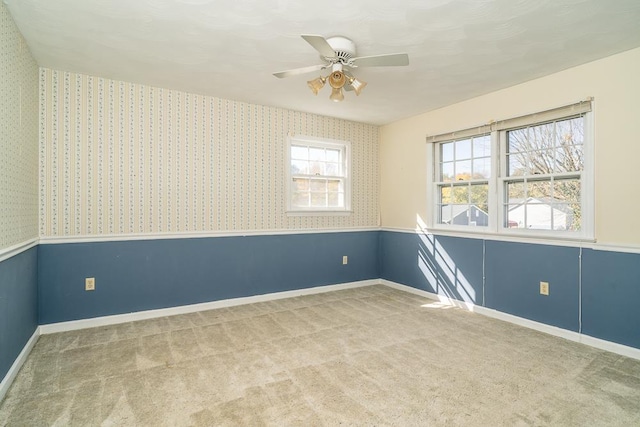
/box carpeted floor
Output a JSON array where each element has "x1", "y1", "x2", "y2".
[{"x1": 1, "y1": 285, "x2": 639, "y2": 426}]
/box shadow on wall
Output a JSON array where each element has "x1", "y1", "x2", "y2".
[
  {"x1": 379, "y1": 217, "x2": 484, "y2": 307},
  {"x1": 417, "y1": 232, "x2": 478, "y2": 307},
  {"x1": 416, "y1": 214, "x2": 484, "y2": 307}
]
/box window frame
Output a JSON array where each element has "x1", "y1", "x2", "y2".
[
  {"x1": 428, "y1": 101, "x2": 594, "y2": 241},
  {"x1": 432, "y1": 133, "x2": 496, "y2": 233},
  {"x1": 286, "y1": 135, "x2": 352, "y2": 216}
]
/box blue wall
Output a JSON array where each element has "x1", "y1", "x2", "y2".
[
  {"x1": 4, "y1": 230, "x2": 635, "y2": 358},
  {"x1": 379, "y1": 231, "x2": 484, "y2": 305},
  {"x1": 0, "y1": 247, "x2": 38, "y2": 382},
  {"x1": 581, "y1": 249, "x2": 640, "y2": 349},
  {"x1": 380, "y1": 230, "x2": 640, "y2": 350},
  {"x1": 484, "y1": 241, "x2": 580, "y2": 332},
  {"x1": 38, "y1": 231, "x2": 379, "y2": 324}
]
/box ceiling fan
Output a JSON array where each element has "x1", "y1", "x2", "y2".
[{"x1": 273, "y1": 35, "x2": 409, "y2": 102}]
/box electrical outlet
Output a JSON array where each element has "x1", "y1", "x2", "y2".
[
  {"x1": 85, "y1": 277, "x2": 95, "y2": 291},
  {"x1": 342, "y1": 255, "x2": 348, "y2": 265},
  {"x1": 540, "y1": 281, "x2": 549, "y2": 296}
]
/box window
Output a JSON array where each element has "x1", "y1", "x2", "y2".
[
  {"x1": 435, "y1": 134, "x2": 491, "y2": 227},
  {"x1": 429, "y1": 100, "x2": 593, "y2": 239},
  {"x1": 287, "y1": 136, "x2": 351, "y2": 214},
  {"x1": 502, "y1": 116, "x2": 584, "y2": 231}
]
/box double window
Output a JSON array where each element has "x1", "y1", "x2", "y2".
[
  {"x1": 286, "y1": 136, "x2": 351, "y2": 214},
  {"x1": 430, "y1": 101, "x2": 593, "y2": 238}
]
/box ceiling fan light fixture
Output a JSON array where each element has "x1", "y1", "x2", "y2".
[
  {"x1": 307, "y1": 76, "x2": 326, "y2": 95},
  {"x1": 274, "y1": 34, "x2": 409, "y2": 103},
  {"x1": 328, "y1": 71, "x2": 346, "y2": 89},
  {"x1": 329, "y1": 87, "x2": 344, "y2": 102},
  {"x1": 349, "y1": 77, "x2": 367, "y2": 96}
]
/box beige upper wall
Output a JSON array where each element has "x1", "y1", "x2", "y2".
[
  {"x1": 380, "y1": 47, "x2": 640, "y2": 245},
  {"x1": 40, "y1": 69, "x2": 379, "y2": 237},
  {"x1": 0, "y1": 3, "x2": 39, "y2": 251}
]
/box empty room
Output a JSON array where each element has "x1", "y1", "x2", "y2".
[{"x1": 1, "y1": 0, "x2": 640, "y2": 425}]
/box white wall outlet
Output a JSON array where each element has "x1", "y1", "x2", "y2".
[
  {"x1": 540, "y1": 281, "x2": 549, "y2": 296},
  {"x1": 85, "y1": 277, "x2": 95, "y2": 291},
  {"x1": 342, "y1": 255, "x2": 348, "y2": 265}
]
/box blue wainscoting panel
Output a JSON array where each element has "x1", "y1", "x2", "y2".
[
  {"x1": 581, "y1": 249, "x2": 640, "y2": 349},
  {"x1": 379, "y1": 231, "x2": 484, "y2": 305},
  {"x1": 0, "y1": 247, "x2": 38, "y2": 382},
  {"x1": 484, "y1": 240, "x2": 580, "y2": 331},
  {"x1": 38, "y1": 231, "x2": 379, "y2": 324}
]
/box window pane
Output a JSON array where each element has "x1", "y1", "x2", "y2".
[
  {"x1": 455, "y1": 160, "x2": 472, "y2": 179},
  {"x1": 441, "y1": 142, "x2": 454, "y2": 162},
  {"x1": 310, "y1": 192, "x2": 326, "y2": 207},
  {"x1": 326, "y1": 149, "x2": 340, "y2": 162},
  {"x1": 438, "y1": 204, "x2": 452, "y2": 224},
  {"x1": 327, "y1": 179, "x2": 342, "y2": 192},
  {"x1": 310, "y1": 179, "x2": 326, "y2": 191},
  {"x1": 473, "y1": 135, "x2": 491, "y2": 157},
  {"x1": 529, "y1": 122, "x2": 555, "y2": 150},
  {"x1": 440, "y1": 186, "x2": 452, "y2": 204},
  {"x1": 292, "y1": 178, "x2": 309, "y2": 191},
  {"x1": 455, "y1": 139, "x2": 472, "y2": 160},
  {"x1": 508, "y1": 154, "x2": 526, "y2": 176},
  {"x1": 325, "y1": 162, "x2": 339, "y2": 176},
  {"x1": 452, "y1": 185, "x2": 469, "y2": 203},
  {"x1": 309, "y1": 161, "x2": 324, "y2": 175},
  {"x1": 472, "y1": 158, "x2": 491, "y2": 179},
  {"x1": 553, "y1": 178, "x2": 580, "y2": 204},
  {"x1": 553, "y1": 203, "x2": 580, "y2": 231},
  {"x1": 554, "y1": 178, "x2": 581, "y2": 231},
  {"x1": 555, "y1": 145, "x2": 583, "y2": 173},
  {"x1": 309, "y1": 147, "x2": 324, "y2": 161},
  {"x1": 556, "y1": 117, "x2": 584, "y2": 146},
  {"x1": 526, "y1": 204, "x2": 552, "y2": 230},
  {"x1": 507, "y1": 181, "x2": 525, "y2": 202},
  {"x1": 506, "y1": 204, "x2": 524, "y2": 228},
  {"x1": 291, "y1": 146, "x2": 308, "y2": 160},
  {"x1": 470, "y1": 184, "x2": 488, "y2": 214},
  {"x1": 468, "y1": 206, "x2": 487, "y2": 226},
  {"x1": 508, "y1": 128, "x2": 528, "y2": 153},
  {"x1": 441, "y1": 162, "x2": 454, "y2": 182},
  {"x1": 528, "y1": 180, "x2": 552, "y2": 200},
  {"x1": 291, "y1": 160, "x2": 308, "y2": 175},
  {"x1": 450, "y1": 205, "x2": 471, "y2": 225},
  {"x1": 292, "y1": 192, "x2": 309, "y2": 207},
  {"x1": 328, "y1": 192, "x2": 343, "y2": 207},
  {"x1": 528, "y1": 150, "x2": 553, "y2": 175}
]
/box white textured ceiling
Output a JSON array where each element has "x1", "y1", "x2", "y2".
[{"x1": 6, "y1": 0, "x2": 640, "y2": 125}]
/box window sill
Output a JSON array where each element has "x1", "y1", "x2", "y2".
[
  {"x1": 286, "y1": 210, "x2": 353, "y2": 217},
  {"x1": 425, "y1": 225, "x2": 595, "y2": 246}
]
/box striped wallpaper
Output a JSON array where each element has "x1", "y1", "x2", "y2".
[
  {"x1": 40, "y1": 69, "x2": 379, "y2": 237},
  {"x1": 0, "y1": 4, "x2": 39, "y2": 251}
]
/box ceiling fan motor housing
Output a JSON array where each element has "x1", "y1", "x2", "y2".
[{"x1": 324, "y1": 36, "x2": 356, "y2": 63}]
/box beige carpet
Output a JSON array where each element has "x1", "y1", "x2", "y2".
[{"x1": 1, "y1": 285, "x2": 639, "y2": 426}]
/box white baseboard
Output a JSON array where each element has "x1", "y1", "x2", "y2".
[
  {"x1": 39, "y1": 279, "x2": 378, "y2": 334},
  {"x1": 0, "y1": 329, "x2": 40, "y2": 403},
  {"x1": 6, "y1": 277, "x2": 638, "y2": 406},
  {"x1": 380, "y1": 279, "x2": 640, "y2": 361}
]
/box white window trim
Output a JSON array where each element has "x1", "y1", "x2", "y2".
[
  {"x1": 427, "y1": 101, "x2": 595, "y2": 242},
  {"x1": 431, "y1": 133, "x2": 493, "y2": 234},
  {"x1": 286, "y1": 135, "x2": 352, "y2": 216}
]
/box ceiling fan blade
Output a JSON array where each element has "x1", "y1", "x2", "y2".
[
  {"x1": 273, "y1": 64, "x2": 325, "y2": 79},
  {"x1": 301, "y1": 34, "x2": 336, "y2": 59},
  {"x1": 350, "y1": 53, "x2": 409, "y2": 67}
]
